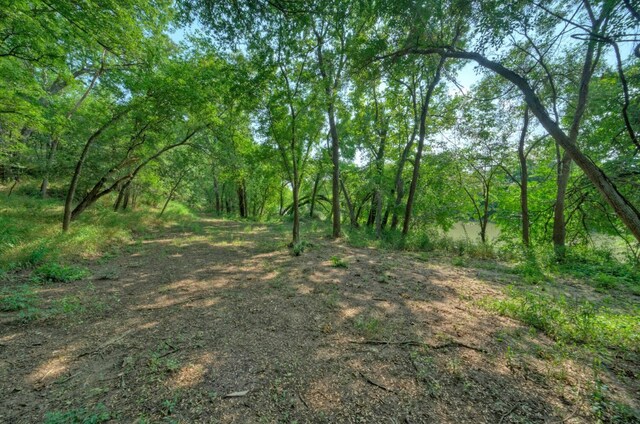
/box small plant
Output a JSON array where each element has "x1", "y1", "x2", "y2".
[
  {"x1": 44, "y1": 403, "x2": 111, "y2": 424},
  {"x1": 161, "y1": 397, "x2": 178, "y2": 416},
  {"x1": 480, "y1": 287, "x2": 640, "y2": 352},
  {"x1": 33, "y1": 263, "x2": 90, "y2": 283},
  {"x1": 291, "y1": 240, "x2": 310, "y2": 256},
  {"x1": 330, "y1": 255, "x2": 348, "y2": 268},
  {"x1": 51, "y1": 295, "x2": 85, "y2": 315},
  {"x1": 0, "y1": 285, "x2": 37, "y2": 312},
  {"x1": 514, "y1": 256, "x2": 546, "y2": 284},
  {"x1": 354, "y1": 315, "x2": 381, "y2": 338}
]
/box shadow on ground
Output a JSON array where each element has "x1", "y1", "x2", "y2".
[{"x1": 0, "y1": 218, "x2": 637, "y2": 423}]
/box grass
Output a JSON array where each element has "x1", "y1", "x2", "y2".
[
  {"x1": 32, "y1": 263, "x2": 90, "y2": 283},
  {"x1": 481, "y1": 287, "x2": 639, "y2": 352},
  {"x1": 43, "y1": 403, "x2": 111, "y2": 424},
  {"x1": 0, "y1": 193, "x2": 197, "y2": 271},
  {"x1": 0, "y1": 284, "x2": 37, "y2": 312},
  {"x1": 0, "y1": 193, "x2": 198, "y2": 323}
]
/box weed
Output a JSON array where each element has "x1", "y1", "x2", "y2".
[
  {"x1": 330, "y1": 255, "x2": 348, "y2": 268},
  {"x1": 514, "y1": 256, "x2": 546, "y2": 284},
  {"x1": 292, "y1": 240, "x2": 311, "y2": 256},
  {"x1": 161, "y1": 396, "x2": 178, "y2": 416},
  {"x1": 148, "y1": 342, "x2": 181, "y2": 374},
  {"x1": 51, "y1": 295, "x2": 85, "y2": 315},
  {"x1": 353, "y1": 315, "x2": 381, "y2": 338},
  {"x1": 0, "y1": 284, "x2": 37, "y2": 312},
  {"x1": 33, "y1": 263, "x2": 90, "y2": 283},
  {"x1": 43, "y1": 403, "x2": 111, "y2": 424}
]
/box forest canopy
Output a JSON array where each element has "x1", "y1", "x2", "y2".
[{"x1": 1, "y1": 0, "x2": 640, "y2": 259}]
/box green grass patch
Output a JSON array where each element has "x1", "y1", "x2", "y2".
[
  {"x1": 32, "y1": 263, "x2": 90, "y2": 283},
  {"x1": 0, "y1": 194, "x2": 199, "y2": 271},
  {"x1": 481, "y1": 287, "x2": 639, "y2": 352},
  {"x1": 44, "y1": 403, "x2": 111, "y2": 424},
  {"x1": 0, "y1": 284, "x2": 37, "y2": 312}
]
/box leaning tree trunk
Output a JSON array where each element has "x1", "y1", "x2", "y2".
[
  {"x1": 63, "y1": 109, "x2": 128, "y2": 232},
  {"x1": 160, "y1": 173, "x2": 185, "y2": 217},
  {"x1": 419, "y1": 37, "x2": 640, "y2": 243}
]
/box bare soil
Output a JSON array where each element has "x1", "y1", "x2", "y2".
[{"x1": 0, "y1": 218, "x2": 638, "y2": 423}]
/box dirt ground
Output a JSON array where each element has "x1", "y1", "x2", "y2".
[{"x1": 0, "y1": 218, "x2": 638, "y2": 423}]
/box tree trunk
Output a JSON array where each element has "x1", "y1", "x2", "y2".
[
  {"x1": 7, "y1": 178, "x2": 18, "y2": 196},
  {"x1": 480, "y1": 182, "x2": 490, "y2": 244},
  {"x1": 375, "y1": 129, "x2": 387, "y2": 239},
  {"x1": 243, "y1": 181, "x2": 249, "y2": 218},
  {"x1": 553, "y1": 150, "x2": 571, "y2": 254},
  {"x1": 160, "y1": 174, "x2": 185, "y2": 217},
  {"x1": 214, "y1": 176, "x2": 221, "y2": 215},
  {"x1": 122, "y1": 185, "x2": 131, "y2": 210},
  {"x1": 114, "y1": 185, "x2": 125, "y2": 211},
  {"x1": 292, "y1": 174, "x2": 300, "y2": 246},
  {"x1": 403, "y1": 56, "x2": 446, "y2": 235},
  {"x1": 310, "y1": 171, "x2": 321, "y2": 218},
  {"x1": 340, "y1": 178, "x2": 358, "y2": 227},
  {"x1": 329, "y1": 105, "x2": 341, "y2": 238},
  {"x1": 237, "y1": 185, "x2": 246, "y2": 218},
  {"x1": 131, "y1": 187, "x2": 137, "y2": 210},
  {"x1": 315, "y1": 33, "x2": 342, "y2": 239},
  {"x1": 518, "y1": 108, "x2": 530, "y2": 247},
  {"x1": 63, "y1": 109, "x2": 128, "y2": 231}
]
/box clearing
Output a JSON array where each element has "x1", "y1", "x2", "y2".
[{"x1": 0, "y1": 218, "x2": 638, "y2": 423}]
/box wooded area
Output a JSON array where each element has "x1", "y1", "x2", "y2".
[{"x1": 1, "y1": 1, "x2": 639, "y2": 423}]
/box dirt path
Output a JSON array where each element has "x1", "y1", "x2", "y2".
[{"x1": 0, "y1": 219, "x2": 633, "y2": 423}]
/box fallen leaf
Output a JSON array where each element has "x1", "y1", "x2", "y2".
[{"x1": 224, "y1": 390, "x2": 249, "y2": 398}]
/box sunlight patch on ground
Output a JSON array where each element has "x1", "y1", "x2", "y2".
[
  {"x1": 170, "y1": 363, "x2": 207, "y2": 389},
  {"x1": 28, "y1": 354, "x2": 71, "y2": 386}
]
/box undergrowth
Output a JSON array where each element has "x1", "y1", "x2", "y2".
[
  {"x1": 0, "y1": 194, "x2": 197, "y2": 271},
  {"x1": 481, "y1": 287, "x2": 639, "y2": 352}
]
